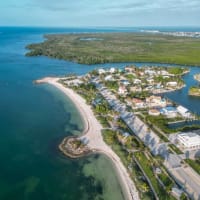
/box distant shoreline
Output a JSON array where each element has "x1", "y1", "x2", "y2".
[
  {"x1": 26, "y1": 32, "x2": 200, "y2": 66},
  {"x1": 36, "y1": 77, "x2": 140, "y2": 200}
]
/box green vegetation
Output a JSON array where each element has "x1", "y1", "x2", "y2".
[
  {"x1": 188, "y1": 86, "x2": 200, "y2": 96},
  {"x1": 96, "y1": 116, "x2": 110, "y2": 128},
  {"x1": 26, "y1": 33, "x2": 200, "y2": 65},
  {"x1": 102, "y1": 130, "x2": 154, "y2": 199},
  {"x1": 168, "y1": 144, "x2": 183, "y2": 154},
  {"x1": 134, "y1": 152, "x2": 176, "y2": 200},
  {"x1": 128, "y1": 91, "x2": 150, "y2": 99},
  {"x1": 167, "y1": 67, "x2": 188, "y2": 75},
  {"x1": 180, "y1": 193, "x2": 189, "y2": 200},
  {"x1": 185, "y1": 159, "x2": 200, "y2": 175},
  {"x1": 157, "y1": 173, "x2": 174, "y2": 192},
  {"x1": 104, "y1": 80, "x2": 118, "y2": 91},
  {"x1": 72, "y1": 83, "x2": 97, "y2": 104},
  {"x1": 146, "y1": 115, "x2": 200, "y2": 134},
  {"x1": 94, "y1": 100, "x2": 110, "y2": 115}
]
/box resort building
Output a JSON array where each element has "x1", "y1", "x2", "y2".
[
  {"x1": 177, "y1": 132, "x2": 200, "y2": 150},
  {"x1": 177, "y1": 105, "x2": 191, "y2": 118},
  {"x1": 160, "y1": 106, "x2": 177, "y2": 118},
  {"x1": 146, "y1": 95, "x2": 167, "y2": 108}
]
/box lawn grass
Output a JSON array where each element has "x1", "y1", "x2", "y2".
[
  {"x1": 134, "y1": 152, "x2": 176, "y2": 200},
  {"x1": 185, "y1": 159, "x2": 200, "y2": 175}
]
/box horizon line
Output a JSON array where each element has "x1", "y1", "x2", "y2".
[{"x1": 1, "y1": 25, "x2": 200, "y2": 29}]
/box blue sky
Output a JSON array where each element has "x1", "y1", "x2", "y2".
[{"x1": 0, "y1": 0, "x2": 200, "y2": 27}]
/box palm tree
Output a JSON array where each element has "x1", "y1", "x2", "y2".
[{"x1": 140, "y1": 182, "x2": 150, "y2": 192}]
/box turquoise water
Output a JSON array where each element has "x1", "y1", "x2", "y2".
[
  {"x1": 0, "y1": 27, "x2": 200, "y2": 200},
  {"x1": 0, "y1": 27, "x2": 126, "y2": 200}
]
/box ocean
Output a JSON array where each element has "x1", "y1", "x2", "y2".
[
  {"x1": 0, "y1": 26, "x2": 200, "y2": 200},
  {"x1": 0, "y1": 27, "x2": 127, "y2": 200}
]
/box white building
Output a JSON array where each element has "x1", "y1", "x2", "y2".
[
  {"x1": 98, "y1": 68, "x2": 106, "y2": 74},
  {"x1": 134, "y1": 79, "x2": 141, "y2": 84},
  {"x1": 166, "y1": 81, "x2": 178, "y2": 87},
  {"x1": 109, "y1": 67, "x2": 116, "y2": 73},
  {"x1": 160, "y1": 106, "x2": 177, "y2": 118},
  {"x1": 177, "y1": 105, "x2": 191, "y2": 118},
  {"x1": 177, "y1": 132, "x2": 200, "y2": 150},
  {"x1": 105, "y1": 75, "x2": 113, "y2": 81}
]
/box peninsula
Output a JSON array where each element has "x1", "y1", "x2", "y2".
[
  {"x1": 36, "y1": 77, "x2": 140, "y2": 200},
  {"x1": 36, "y1": 65, "x2": 200, "y2": 200},
  {"x1": 26, "y1": 33, "x2": 200, "y2": 66}
]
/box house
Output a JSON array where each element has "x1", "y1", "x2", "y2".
[
  {"x1": 155, "y1": 167, "x2": 162, "y2": 174},
  {"x1": 120, "y1": 80, "x2": 130, "y2": 86},
  {"x1": 132, "y1": 98, "x2": 145, "y2": 108},
  {"x1": 118, "y1": 85, "x2": 127, "y2": 95},
  {"x1": 144, "y1": 86, "x2": 153, "y2": 91},
  {"x1": 145, "y1": 69, "x2": 156, "y2": 76},
  {"x1": 109, "y1": 67, "x2": 116, "y2": 73},
  {"x1": 125, "y1": 98, "x2": 133, "y2": 106},
  {"x1": 166, "y1": 81, "x2": 178, "y2": 87},
  {"x1": 98, "y1": 68, "x2": 106, "y2": 74},
  {"x1": 125, "y1": 66, "x2": 136, "y2": 73},
  {"x1": 163, "y1": 75, "x2": 170, "y2": 79},
  {"x1": 160, "y1": 70, "x2": 169, "y2": 76},
  {"x1": 134, "y1": 79, "x2": 142, "y2": 84},
  {"x1": 105, "y1": 75, "x2": 113, "y2": 81},
  {"x1": 147, "y1": 78, "x2": 154, "y2": 84},
  {"x1": 146, "y1": 95, "x2": 167, "y2": 107},
  {"x1": 177, "y1": 105, "x2": 191, "y2": 118},
  {"x1": 130, "y1": 86, "x2": 142, "y2": 92},
  {"x1": 139, "y1": 71, "x2": 144, "y2": 76},
  {"x1": 66, "y1": 79, "x2": 83, "y2": 86}
]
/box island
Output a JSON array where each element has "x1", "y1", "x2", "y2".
[
  {"x1": 36, "y1": 65, "x2": 200, "y2": 200},
  {"x1": 194, "y1": 73, "x2": 200, "y2": 82},
  {"x1": 188, "y1": 74, "x2": 200, "y2": 97},
  {"x1": 189, "y1": 86, "x2": 200, "y2": 97},
  {"x1": 26, "y1": 33, "x2": 200, "y2": 66}
]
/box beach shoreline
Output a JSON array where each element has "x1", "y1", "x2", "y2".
[{"x1": 36, "y1": 77, "x2": 140, "y2": 200}]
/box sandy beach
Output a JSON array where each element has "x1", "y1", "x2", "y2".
[{"x1": 37, "y1": 77, "x2": 140, "y2": 200}]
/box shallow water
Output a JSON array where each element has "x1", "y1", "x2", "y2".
[{"x1": 0, "y1": 27, "x2": 126, "y2": 200}]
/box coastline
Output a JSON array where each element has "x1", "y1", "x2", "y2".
[{"x1": 36, "y1": 77, "x2": 140, "y2": 200}]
